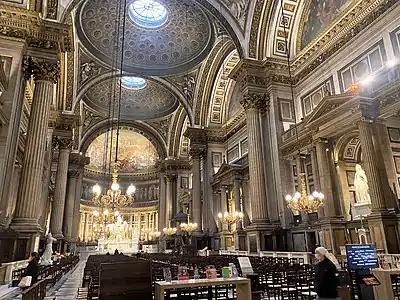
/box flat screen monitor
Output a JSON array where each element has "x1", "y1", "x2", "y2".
[{"x1": 345, "y1": 244, "x2": 379, "y2": 270}]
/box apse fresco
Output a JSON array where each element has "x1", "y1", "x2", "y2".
[
  {"x1": 300, "y1": 0, "x2": 352, "y2": 49},
  {"x1": 86, "y1": 129, "x2": 159, "y2": 173}
]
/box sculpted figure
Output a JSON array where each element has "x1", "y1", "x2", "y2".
[
  {"x1": 41, "y1": 233, "x2": 57, "y2": 265},
  {"x1": 354, "y1": 164, "x2": 371, "y2": 204}
]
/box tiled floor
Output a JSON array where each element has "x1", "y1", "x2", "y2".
[{"x1": 46, "y1": 256, "x2": 87, "y2": 300}]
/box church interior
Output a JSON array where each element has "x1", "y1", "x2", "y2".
[{"x1": 1, "y1": 0, "x2": 400, "y2": 298}]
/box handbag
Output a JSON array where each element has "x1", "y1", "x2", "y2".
[{"x1": 18, "y1": 276, "x2": 32, "y2": 288}]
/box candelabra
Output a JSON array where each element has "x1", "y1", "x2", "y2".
[
  {"x1": 180, "y1": 216, "x2": 197, "y2": 233},
  {"x1": 218, "y1": 211, "x2": 244, "y2": 226},
  {"x1": 285, "y1": 173, "x2": 324, "y2": 214},
  {"x1": 92, "y1": 162, "x2": 136, "y2": 208},
  {"x1": 163, "y1": 222, "x2": 177, "y2": 236},
  {"x1": 150, "y1": 231, "x2": 161, "y2": 239}
]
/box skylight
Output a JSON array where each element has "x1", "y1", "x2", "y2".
[
  {"x1": 120, "y1": 76, "x2": 147, "y2": 90},
  {"x1": 128, "y1": 0, "x2": 168, "y2": 28}
]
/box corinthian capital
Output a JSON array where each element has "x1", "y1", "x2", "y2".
[
  {"x1": 189, "y1": 148, "x2": 206, "y2": 159},
  {"x1": 22, "y1": 57, "x2": 60, "y2": 83},
  {"x1": 240, "y1": 93, "x2": 270, "y2": 112},
  {"x1": 53, "y1": 137, "x2": 73, "y2": 150}
]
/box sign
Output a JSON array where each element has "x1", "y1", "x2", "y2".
[
  {"x1": 238, "y1": 257, "x2": 254, "y2": 275},
  {"x1": 345, "y1": 244, "x2": 379, "y2": 270}
]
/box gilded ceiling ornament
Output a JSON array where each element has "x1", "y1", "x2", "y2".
[{"x1": 240, "y1": 93, "x2": 269, "y2": 112}]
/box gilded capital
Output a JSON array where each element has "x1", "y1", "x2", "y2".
[
  {"x1": 68, "y1": 170, "x2": 80, "y2": 178},
  {"x1": 23, "y1": 57, "x2": 60, "y2": 83},
  {"x1": 240, "y1": 93, "x2": 269, "y2": 112}
]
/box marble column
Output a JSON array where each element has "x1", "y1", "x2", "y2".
[
  {"x1": 315, "y1": 139, "x2": 335, "y2": 218},
  {"x1": 165, "y1": 174, "x2": 175, "y2": 226},
  {"x1": 190, "y1": 149, "x2": 203, "y2": 231},
  {"x1": 10, "y1": 58, "x2": 59, "y2": 233},
  {"x1": 241, "y1": 178, "x2": 252, "y2": 226},
  {"x1": 64, "y1": 171, "x2": 78, "y2": 242},
  {"x1": 83, "y1": 213, "x2": 88, "y2": 242},
  {"x1": 158, "y1": 170, "x2": 166, "y2": 231},
  {"x1": 50, "y1": 139, "x2": 72, "y2": 238},
  {"x1": 5, "y1": 164, "x2": 22, "y2": 226},
  {"x1": 358, "y1": 119, "x2": 387, "y2": 211},
  {"x1": 240, "y1": 93, "x2": 269, "y2": 223},
  {"x1": 220, "y1": 186, "x2": 228, "y2": 232}
]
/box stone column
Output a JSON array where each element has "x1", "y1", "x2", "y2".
[
  {"x1": 10, "y1": 58, "x2": 59, "y2": 234},
  {"x1": 5, "y1": 163, "x2": 22, "y2": 226},
  {"x1": 39, "y1": 127, "x2": 55, "y2": 230},
  {"x1": 64, "y1": 171, "x2": 78, "y2": 242},
  {"x1": 83, "y1": 213, "x2": 88, "y2": 242},
  {"x1": 49, "y1": 138, "x2": 72, "y2": 238},
  {"x1": 315, "y1": 139, "x2": 335, "y2": 218},
  {"x1": 358, "y1": 119, "x2": 387, "y2": 211},
  {"x1": 310, "y1": 148, "x2": 321, "y2": 191},
  {"x1": 158, "y1": 169, "x2": 166, "y2": 231},
  {"x1": 71, "y1": 169, "x2": 83, "y2": 252},
  {"x1": 190, "y1": 149, "x2": 203, "y2": 231},
  {"x1": 240, "y1": 93, "x2": 269, "y2": 223},
  {"x1": 241, "y1": 178, "x2": 252, "y2": 226},
  {"x1": 220, "y1": 186, "x2": 228, "y2": 233},
  {"x1": 233, "y1": 177, "x2": 242, "y2": 230},
  {"x1": 165, "y1": 174, "x2": 175, "y2": 226}
]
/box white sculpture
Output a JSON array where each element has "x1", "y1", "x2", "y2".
[
  {"x1": 41, "y1": 233, "x2": 57, "y2": 266},
  {"x1": 354, "y1": 164, "x2": 371, "y2": 204}
]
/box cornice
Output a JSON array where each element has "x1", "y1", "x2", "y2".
[{"x1": 0, "y1": 6, "x2": 73, "y2": 52}]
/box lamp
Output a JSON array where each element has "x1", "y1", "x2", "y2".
[
  {"x1": 92, "y1": 162, "x2": 136, "y2": 208},
  {"x1": 285, "y1": 173, "x2": 324, "y2": 214},
  {"x1": 163, "y1": 222, "x2": 177, "y2": 236},
  {"x1": 180, "y1": 215, "x2": 197, "y2": 233},
  {"x1": 218, "y1": 210, "x2": 244, "y2": 226}
]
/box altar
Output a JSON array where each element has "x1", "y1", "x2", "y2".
[{"x1": 97, "y1": 216, "x2": 139, "y2": 253}]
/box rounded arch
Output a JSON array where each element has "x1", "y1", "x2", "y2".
[
  {"x1": 195, "y1": 38, "x2": 235, "y2": 126},
  {"x1": 73, "y1": 71, "x2": 194, "y2": 126},
  {"x1": 334, "y1": 132, "x2": 361, "y2": 163},
  {"x1": 80, "y1": 120, "x2": 168, "y2": 160},
  {"x1": 169, "y1": 107, "x2": 189, "y2": 157}
]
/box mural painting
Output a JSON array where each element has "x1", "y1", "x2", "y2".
[
  {"x1": 300, "y1": 0, "x2": 352, "y2": 49},
  {"x1": 87, "y1": 129, "x2": 159, "y2": 173}
]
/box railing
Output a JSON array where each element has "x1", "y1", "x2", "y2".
[
  {"x1": 21, "y1": 278, "x2": 47, "y2": 300},
  {"x1": 0, "y1": 259, "x2": 28, "y2": 284},
  {"x1": 218, "y1": 250, "x2": 312, "y2": 264}
]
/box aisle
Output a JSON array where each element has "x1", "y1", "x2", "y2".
[{"x1": 46, "y1": 255, "x2": 87, "y2": 300}]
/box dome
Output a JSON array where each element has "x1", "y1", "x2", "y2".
[
  {"x1": 76, "y1": 0, "x2": 214, "y2": 75},
  {"x1": 83, "y1": 77, "x2": 179, "y2": 119}
]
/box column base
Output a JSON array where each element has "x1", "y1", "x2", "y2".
[
  {"x1": 367, "y1": 211, "x2": 399, "y2": 253},
  {"x1": 235, "y1": 229, "x2": 247, "y2": 251},
  {"x1": 52, "y1": 232, "x2": 65, "y2": 239},
  {"x1": 317, "y1": 218, "x2": 347, "y2": 255},
  {"x1": 246, "y1": 222, "x2": 275, "y2": 253},
  {"x1": 9, "y1": 218, "x2": 40, "y2": 233}
]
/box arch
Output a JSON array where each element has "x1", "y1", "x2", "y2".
[
  {"x1": 73, "y1": 70, "x2": 194, "y2": 126},
  {"x1": 168, "y1": 107, "x2": 188, "y2": 157},
  {"x1": 334, "y1": 131, "x2": 362, "y2": 163},
  {"x1": 195, "y1": 38, "x2": 235, "y2": 126},
  {"x1": 206, "y1": 49, "x2": 240, "y2": 126},
  {"x1": 80, "y1": 119, "x2": 168, "y2": 160}
]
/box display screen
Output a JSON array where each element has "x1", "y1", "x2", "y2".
[{"x1": 346, "y1": 244, "x2": 379, "y2": 270}]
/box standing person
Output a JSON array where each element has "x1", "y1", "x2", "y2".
[
  {"x1": 314, "y1": 247, "x2": 340, "y2": 300},
  {"x1": 26, "y1": 252, "x2": 39, "y2": 285}
]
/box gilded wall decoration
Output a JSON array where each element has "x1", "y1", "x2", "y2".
[
  {"x1": 300, "y1": 0, "x2": 352, "y2": 49},
  {"x1": 86, "y1": 129, "x2": 159, "y2": 173}
]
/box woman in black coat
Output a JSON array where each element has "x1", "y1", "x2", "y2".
[
  {"x1": 25, "y1": 252, "x2": 39, "y2": 285},
  {"x1": 314, "y1": 247, "x2": 340, "y2": 300}
]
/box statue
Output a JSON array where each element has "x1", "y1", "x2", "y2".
[
  {"x1": 354, "y1": 164, "x2": 371, "y2": 204},
  {"x1": 41, "y1": 233, "x2": 57, "y2": 266}
]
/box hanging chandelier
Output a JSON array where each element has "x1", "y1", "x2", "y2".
[
  {"x1": 180, "y1": 215, "x2": 197, "y2": 233},
  {"x1": 285, "y1": 173, "x2": 324, "y2": 214},
  {"x1": 163, "y1": 222, "x2": 177, "y2": 236},
  {"x1": 218, "y1": 210, "x2": 243, "y2": 225},
  {"x1": 92, "y1": 161, "x2": 136, "y2": 207}
]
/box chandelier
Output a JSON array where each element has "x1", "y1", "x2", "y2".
[
  {"x1": 92, "y1": 162, "x2": 136, "y2": 208},
  {"x1": 218, "y1": 210, "x2": 243, "y2": 226},
  {"x1": 163, "y1": 222, "x2": 177, "y2": 236},
  {"x1": 180, "y1": 216, "x2": 197, "y2": 233},
  {"x1": 285, "y1": 173, "x2": 324, "y2": 214}
]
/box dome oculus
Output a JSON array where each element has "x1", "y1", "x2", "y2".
[
  {"x1": 128, "y1": 0, "x2": 168, "y2": 28},
  {"x1": 120, "y1": 76, "x2": 147, "y2": 89}
]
